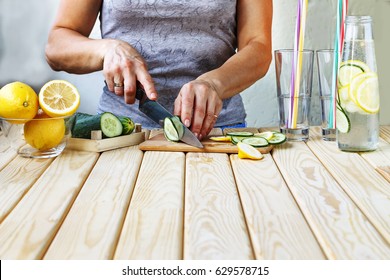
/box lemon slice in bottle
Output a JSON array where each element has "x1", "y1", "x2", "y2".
[
  {"x1": 355, "y1": 73, "x2": 380, "y2": 113},
  {"x1": 338, "y1": 60, "x2": 370, "y2": 87}
]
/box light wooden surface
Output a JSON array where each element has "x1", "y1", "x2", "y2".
[{"x1": 1, "y1": 126, "x2": 390, "y2": 260}]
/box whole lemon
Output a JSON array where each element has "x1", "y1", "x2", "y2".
[
  {"x1": 0, "y1": 81, "x2": 39, "y2": 123},
  {"x1": 24, "y1": 111, "x2": 66, "y2": 150}
]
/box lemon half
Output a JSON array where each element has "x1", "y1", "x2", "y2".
[{"x1": 39, "y1": 80, "x2": 80, "y2": 117}]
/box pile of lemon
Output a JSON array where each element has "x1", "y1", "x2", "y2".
[{"x1": 0, "y1": 80, "x2": 80, "y2": 150}]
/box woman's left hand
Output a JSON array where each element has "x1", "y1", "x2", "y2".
[{"x1": 174, "y1": 79, "x2": 223, "y2": 140}]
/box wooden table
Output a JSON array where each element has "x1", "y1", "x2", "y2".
[{"x1": 1, "y1": 126, "x2": 390, "y2": 260}]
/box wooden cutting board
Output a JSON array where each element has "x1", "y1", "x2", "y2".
[{"x1": 139, "y1": 133, "x2": 273, "y2": 154}]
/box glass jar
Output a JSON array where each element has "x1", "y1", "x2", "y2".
[{"x1": 337, "y1": 16, "x2": 380, "y2": 152}]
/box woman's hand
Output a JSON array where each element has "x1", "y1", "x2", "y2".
[
  {"x1": 174, "y1": 79, "x2": 223, "y2": 140},
  {"x1": 103, "y1": 40, "x2": 157, "y2": 103}
]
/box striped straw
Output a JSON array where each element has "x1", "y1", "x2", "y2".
[{"x1": 291, "y1": 0, "x2": 308, "y2": 128}]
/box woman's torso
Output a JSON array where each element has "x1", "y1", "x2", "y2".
[{"x1": 98, "y1": 0, "x2": 246, "y2": 128}]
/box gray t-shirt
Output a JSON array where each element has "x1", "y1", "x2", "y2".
[{"x1": 98, "y1": 0, "x2": 246, "y2": 128}]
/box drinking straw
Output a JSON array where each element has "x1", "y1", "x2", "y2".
[
  {"x1": 290, "y1": 0, "x2": 308, "y2": 128},
  {"x1": 330, "y1": 0, "x2": 348, "y2": 128}
]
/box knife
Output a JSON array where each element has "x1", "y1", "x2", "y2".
[{"x1": 135, "y1": 86, "x2": 203, "y2": 148}]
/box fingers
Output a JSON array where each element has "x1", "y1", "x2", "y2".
[
  {"x1": 103, "y1": 41, "x2": 156, "y2": 104},
  {"x1": 175, "y1": 81, "x2": 222, "y2": 140}
]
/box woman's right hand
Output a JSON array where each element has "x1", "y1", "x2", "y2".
[{"x1": 103, "y1": 40, "x2": 157, "y2": 104}]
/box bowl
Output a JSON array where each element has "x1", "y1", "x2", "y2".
[{"x1": 0, "y1": 115, "x2": 75, "y2": 158}]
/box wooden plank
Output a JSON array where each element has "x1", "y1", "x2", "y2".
[
  {"x1": 310, "y1": 127, "x2": 390, "y2": 243},
  {"x1": 0, "y1": 150, "x2": 99, "y2": 259},
  {"x1": 67, "y1": 132, "x2": 145, "y2": 152},
  {"x1": 0, "y1": 133, "x2": 20, "y2": 171},
  {"x1": 273, "y1": 139, "x2": 390, "y2": 259},
  {"x1": 114, "y1": 151, "x2": 185, "y2": 260},
  {"x1": 360, "y1": 138, "x2": 390, "y2": 183},
  {"x1": 44, "y1": 147, "x2": 143, "y2": 259},
  {"x1": 380, "y1": 126, "x2": 390, "y2": 143},
  {"x1": 302, "y1": 130, "x2": 390, "y2": 257},
  {"x1": 184, "y1": 153, "x2": 253, "y2": 260},
  {"x1": 0, "y1": 157, "x2": 53, "y2": 223},
  {"x1": 230, "y1": 154, "x2": 325, "y2": 259}
]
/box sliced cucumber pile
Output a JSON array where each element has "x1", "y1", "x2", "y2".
[
  {"x1": 164, "y1": 116, "x2": 185, "y2": 142},
  {"x1": 210, "y1": 130, "x2": 287, "y2": 147}
]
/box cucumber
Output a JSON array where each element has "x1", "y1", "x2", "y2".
[
  {"x1": 336, "y1": 107, "x2": 350, "y2": 133},
  {"x1": 268, "y1": 133, "x2": 287, "y2": 145},
  {"x1": 242, "y1": 137, "x2": 269, "y2": 147},
  {"x1": 119, "y1": 116, "x2": 135, "y2": 135},
  {"x1": 100, "y1": 112, "x2": 123, "y2": 138},
  {"x1": 170, "y1": 116, "x2": 184, "y2": 139},
  {"x1": 164, "y1": 117, "x2": 180, "y2": 142},
  {"x1": 226, "y1": 131, "x2": 254, "y2": 137},
  {"x1": 72, "y1": 113, "x2": 101, "y2": 139}
]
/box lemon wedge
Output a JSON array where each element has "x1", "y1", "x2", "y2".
[
  {"x1": 39, "y1": 80, "x2": 80, "y2": 117},
  {"x1": 237, "y1": 142, "x2": 264, "y2": 160},
  {"x1": 209, "y1": 136, "x2": 232, "y2": 142},
  {"x1": 254, "y1": 131, "x2": 274, "y2": 141}
]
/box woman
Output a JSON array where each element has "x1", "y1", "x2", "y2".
[{"x1": 46, "y1": 0, "x2": 273, "y2": 139}]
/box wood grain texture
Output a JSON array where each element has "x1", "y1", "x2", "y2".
[
  {"x1": 0, "y1": 150, "x2": 99, "y2": 259},
  {"x1": 114, "y1": 151, "x2": 185, "y2": 260},
  {"x1": 273, "y1": 139, "x2": 390, "y2": 259},
  {"x1": 311, "y1": 127, "x2": 390, "y2": 183},
  {"x1": 184, "y1": 153, "x2": 253, "y2": 260},
  {"x1": 67, "y1": 132, "x2": 145, "y2": 152},
  {"x1": 0, "y1": 157, "x2": 53, "y2": 223},
  {"x1": 307, "y1": 130, "x2": 390, "y2": 259},
  {"x1": 0, "y1": 134, "x2": 18, "y2": 171},
  {"x1": 44, "y1": 147, "x2": 143, "y2": 260},
  {"x1": 380, "y1": 126, "x2": 390, "y2": 143},
  {"x1": 230, "y1": 154, "x2": 325, "y2": 259}
]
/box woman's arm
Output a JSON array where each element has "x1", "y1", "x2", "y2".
[
  {"x1": 45, "y1": 0, "x2": 157, "y2": 102},
  {"x1": 174, "y1": 0, "x2": 273, "y2": 139},
  {"x1": 202, "y1": 0, "x2": 273, "y2": 98}
]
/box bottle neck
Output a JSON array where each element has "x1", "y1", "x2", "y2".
[{"x1": 345, "y1": 16, "x2": 374, "y2": 41}]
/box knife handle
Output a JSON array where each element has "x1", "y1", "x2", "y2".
[{"x1": 135, "y1": 86, "x2": 145, "y2": 101}]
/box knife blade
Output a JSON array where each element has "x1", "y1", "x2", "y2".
[{"x1": 135, "y1": 87, "x2": 203, "y2": 148}]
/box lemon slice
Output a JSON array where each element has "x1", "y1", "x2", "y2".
[
  {"x1": 339, "y1": 60, "x2": 370, "y2": 87},
  {"x1": 355, "y1": 73, "x2": 380, "y2": 113},
  {"x1": 209, "y1": 136, "x2": 232, "y2": 142},
  {"x1": 39, "y1": 80, "x2": 80, "y2": 117},
  {"x1": 254, "y1": 131, "x2": 274, "y2": 140},
  {"x1": 237, "y1": 142, "x2": 264, "y2": 160}
]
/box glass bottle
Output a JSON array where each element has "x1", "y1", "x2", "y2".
[{"x1": 337, "y1": 16, "x2": 380, "y2": 152}]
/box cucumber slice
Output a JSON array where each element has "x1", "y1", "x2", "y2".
[
  {"x1": 170, "y1": 116, "x2": 184, "y2": 139},
  {"x1": 242, "y1": 137, "x2": 269, "y2": 147},
  {"x1": 268, "y1": 133, "x2": 287, "y2": 145},
  {"x1": 339, "y1": 60, "x2": 370, "y2": 87},
  {"x1": 100, "y1": 112, "x2": 123, "y2": 138},
  {"x1": 119, "y1": 116, "x2": 135, "y2": 135},
  {"x1": 226, "y1": 131, "x2": 254, "y2": 137},
  {"x1": 164, "y1": 117, "x2": 180, "y2": 142},
  {"x1": 231, "y1": 136, "x2": 246, "y2": 145},
  {"x1": 336, "y1": 108, "x2": 350, "y2": 133}
]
